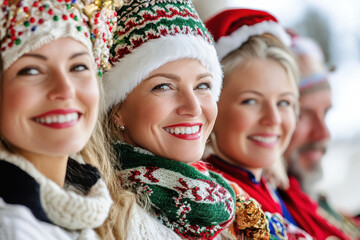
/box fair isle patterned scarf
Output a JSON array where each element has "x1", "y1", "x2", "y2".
[{"x1": 114, "y1": 142, "x2": 235, "y2": 239}]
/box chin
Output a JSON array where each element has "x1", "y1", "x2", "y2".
[
  {"x1": 51, "y1": 142, "x2": 87, "y2": 156},
  {"x1": 171, "y1": 153, "x2": 202, "y2": 164}
]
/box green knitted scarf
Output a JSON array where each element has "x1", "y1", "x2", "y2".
[{"x1": 114, "y1": 142, "x2": 235, "y2": 239}]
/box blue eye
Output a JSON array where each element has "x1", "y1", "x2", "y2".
[
  {"x1": 71, "y1": 64, "x2": 88, "y2": 72},
  {"x1": 241, "y1": 99, "x2": 256, "y2": 105},
  {"x1": 18, "y1": 67, "x2": 39, "y2": 76},
  {"x1": 196, "y1": 82, "x2": 212, "y2": 90},
  {"x1": 152, "y1": 83, "x2": 171, "y2": 91},
  {"x1": 278, "y1": 100, "x2": 290, "y2": 107}
]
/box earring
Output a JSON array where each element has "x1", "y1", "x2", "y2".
[{"x1": 120, "y1": 126, "x2": 125, "y2": 131}]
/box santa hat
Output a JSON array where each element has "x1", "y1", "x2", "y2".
[
  {"x1": 205, "y1": 8, "x2": 291, "y2": 61},
  {"x1": 286, "y1": 29, "x2": 331, "y2": 93},
  {"x1": 103, "y1": 0, "x2": 222, "y2": 110},
  {"x1": 0, "y1": 0, "x2": 118, "y2": 75}
]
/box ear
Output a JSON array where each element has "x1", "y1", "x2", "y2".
[{"x1": 114, "y1": 109, "x2": 125, "y2": 127}]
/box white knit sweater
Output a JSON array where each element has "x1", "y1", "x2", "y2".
[
  {"x1": 0, "y1": 198, "x2": 99, "y2": 240},
  {"x1": 126, "y1": 202, "x2": 181, "y2": 240},
  {"x1": 0, "y1": 150, "x2": 112, "y2": 240}
]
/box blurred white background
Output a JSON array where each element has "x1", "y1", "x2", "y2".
[{"x1": 193, "y1": 0, "x2": 360, "y2": 215}]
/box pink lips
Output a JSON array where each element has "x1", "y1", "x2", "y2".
[
  {"x1": 163, "y1": 123, "x2": 202, "y2": 140},
  {"x1": 32, "y1": 109, "x2": 81, "y2": 129}
]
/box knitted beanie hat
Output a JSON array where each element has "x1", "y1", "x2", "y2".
[
  {"x1": 0, "y1": 0, "x2": 118, "y2": 75},
  {"x1": 287, "y1": 29, "x2": 330, "y2": 92},
  {"x1": 103, "y1": 0, "x2": 222, "y2": 110},
  {"x1": 205, "y1": 8, "x2": 291, "y2": 61}
]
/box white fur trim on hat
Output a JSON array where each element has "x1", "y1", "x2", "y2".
[
  {"x1": 103, "y1": 34, "x2": 222, "y2": 110},
  {"x1": 215, "y1": 20, "x2": 291, "y2": 61}
]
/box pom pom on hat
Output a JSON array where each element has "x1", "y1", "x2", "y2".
[
  {"x1": 205, "y1": 8, "x2": 291, "y2": 60},
  {"x1": 103, "y1": 0, "x2": 222, "y2": 110}
]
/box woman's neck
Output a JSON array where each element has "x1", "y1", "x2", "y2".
[{"x1": 18, "y1": 150, "x2": 68, "y2": 188}]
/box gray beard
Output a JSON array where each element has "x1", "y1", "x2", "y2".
[{"x1": 288, "y1": 153, "x2": 323, "y2": 198}]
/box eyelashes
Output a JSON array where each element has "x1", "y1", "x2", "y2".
[
  {"x1": 70, "y1": 64, "x2": 89, "y2": 72},
  {"x1": 17, "y1": 67, "x2": 40, "y2": 76},
  {"x1": 151, "y1": 81, "x2": 212, "y2": 92}
]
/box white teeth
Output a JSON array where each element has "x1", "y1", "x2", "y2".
[
  {"x1": 164, "y1": 125, "x2": 200, "y2": 135},
  {"x1": 58, "y1": 115, "x2": 66, "y2": 123},
  {"x1": 251, "y1": 136, "x2": 278, "y2": 143},
  {"x1": 46, "y1": 116, "x2": 52, "y2": 124},
  {"x1": 52, "y1": 116, "x2": 58, "y2": 123},
  {"x1": 35, "y1": 113, "x2": 79, "y2": 124}
]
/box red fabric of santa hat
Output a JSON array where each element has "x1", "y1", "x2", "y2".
[{"x1": 205, "y1": 8, "x2": 291, "y2": 60}]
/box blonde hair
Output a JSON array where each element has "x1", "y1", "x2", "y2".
[
  {"x1": 0, "y1": 53, "x2": 131, "y2": 240},
  {"x1": 220, "y1": 34, "x2": 300, "y2": 117},
  {"x1": 91, "y1": 84, "x2": 137, "y2": 240},
  {"x1": 222, "y1": 35, "x2": 299, "y2": 91},
  {"x1": 99, "y1": 99, "x2": 156, "y2": 239}
]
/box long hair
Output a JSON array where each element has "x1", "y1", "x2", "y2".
[
  {"x1": 94, "y1": 99, "x2": 139, "y2": 240},
  {"x1": 0, "y1": 51, "x2": 131, "y2": 239},
  {"x1": 90, "y1": 82, "x2": 137, "y2": 240}
]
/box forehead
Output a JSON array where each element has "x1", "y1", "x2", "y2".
[
  {"x1": 300, "y1": 88, "x2": 332, "y2": 108},
  {"x1": 225, "y1": 58, "x2": 296, "y2": 92}
]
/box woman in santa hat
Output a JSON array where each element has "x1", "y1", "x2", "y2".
[{"x1": 203, "y1": 7, "x2": 353, "y2": 240}]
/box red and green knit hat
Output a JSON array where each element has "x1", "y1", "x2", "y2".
[
  {"x1": 103, "y1": 0, "x2": 222, "y2": 110},
  {"x1": 0, "y1": 0, "x2": 119, "y2": 76}
]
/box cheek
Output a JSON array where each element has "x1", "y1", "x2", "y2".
[
  {"x1": 78, "y1": 79, "x2": 100, "y2": 123},
  {"x1": 291, "y1": 119, "x2": 309, "y2": 141},
  {"x1": 81, "y1": 79, "x2": 99, "y2": 106},
  {"x1": 282, "y1": 112, "x2": 297, "y2": 139},
  {"x1": 203, "y1": 99, "x2": 217, "y2": 127},
  {"x1": 215, "y1": 105, "x2": 248, "y2": 143},
  {"x1": 228, "y1": 107, "x2": 251, "y2": 134},
  {"x1": 0, "y1": 86, "x2": 37, "y2": 144},
  {"x1": 124, "y1": 97, "x2": 166, "y2": 134}
]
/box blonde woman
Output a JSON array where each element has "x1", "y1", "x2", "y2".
[
  {"x1": 203, "y1": 8, "x2": 317, "y2": 239},
  {"x1": 102, "y1": 1, "x2": 237, "y2": 239},
  {"x1": 0, "y1": 0, "x2": 119, "y2": 239}
]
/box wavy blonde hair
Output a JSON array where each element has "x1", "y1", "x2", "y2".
[{"x1": 0, "y1": 54, "x2": 133, "y2": 240}]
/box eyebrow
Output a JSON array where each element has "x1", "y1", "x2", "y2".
[
  {"x1": 144, "y1": 72, "x2": 213, "y2": 82},
  {"x1": 237, "y1": 90, "x2": 297, "y2": 97},
  {"x1": 21, "y1": 51, "x2": 89, "y2": 61}
]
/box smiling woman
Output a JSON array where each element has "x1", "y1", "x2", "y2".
[
  {"x1": 101, "y1": 0, "x2": 237, "y2": 239},
  {"x1": 1, "y1": 38, "x2": 99, "y2": 167},
  {"x1": 114, "y1": 59, "x2": 217, "y2": 163},
  {"x1": 0, "y1": 0, "x2": 118, "y2": 239}
]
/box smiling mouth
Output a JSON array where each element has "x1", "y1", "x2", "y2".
[
  {"x1": 163, "y1": 125, "x2": 201, "y2": 135},
  {"x1": 33, "y1": 112, "x2": 80, "y2": 124},
  {"x1": 248, "y1": 135, "x2": 279, "y2": 144}
]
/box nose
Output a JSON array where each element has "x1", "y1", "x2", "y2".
[
  {"x1": 47, "y1": 70, "x2": 76, "y2": 101},
  {"x1": 176, "y1": 89, "x2": 202, "y2": 117},
  {"x1": 311, "y1": 115, "x2": 331, "y2": 141},
  {"x1": 260, "y1": 103, "x2": 281, "y2": 126}
]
